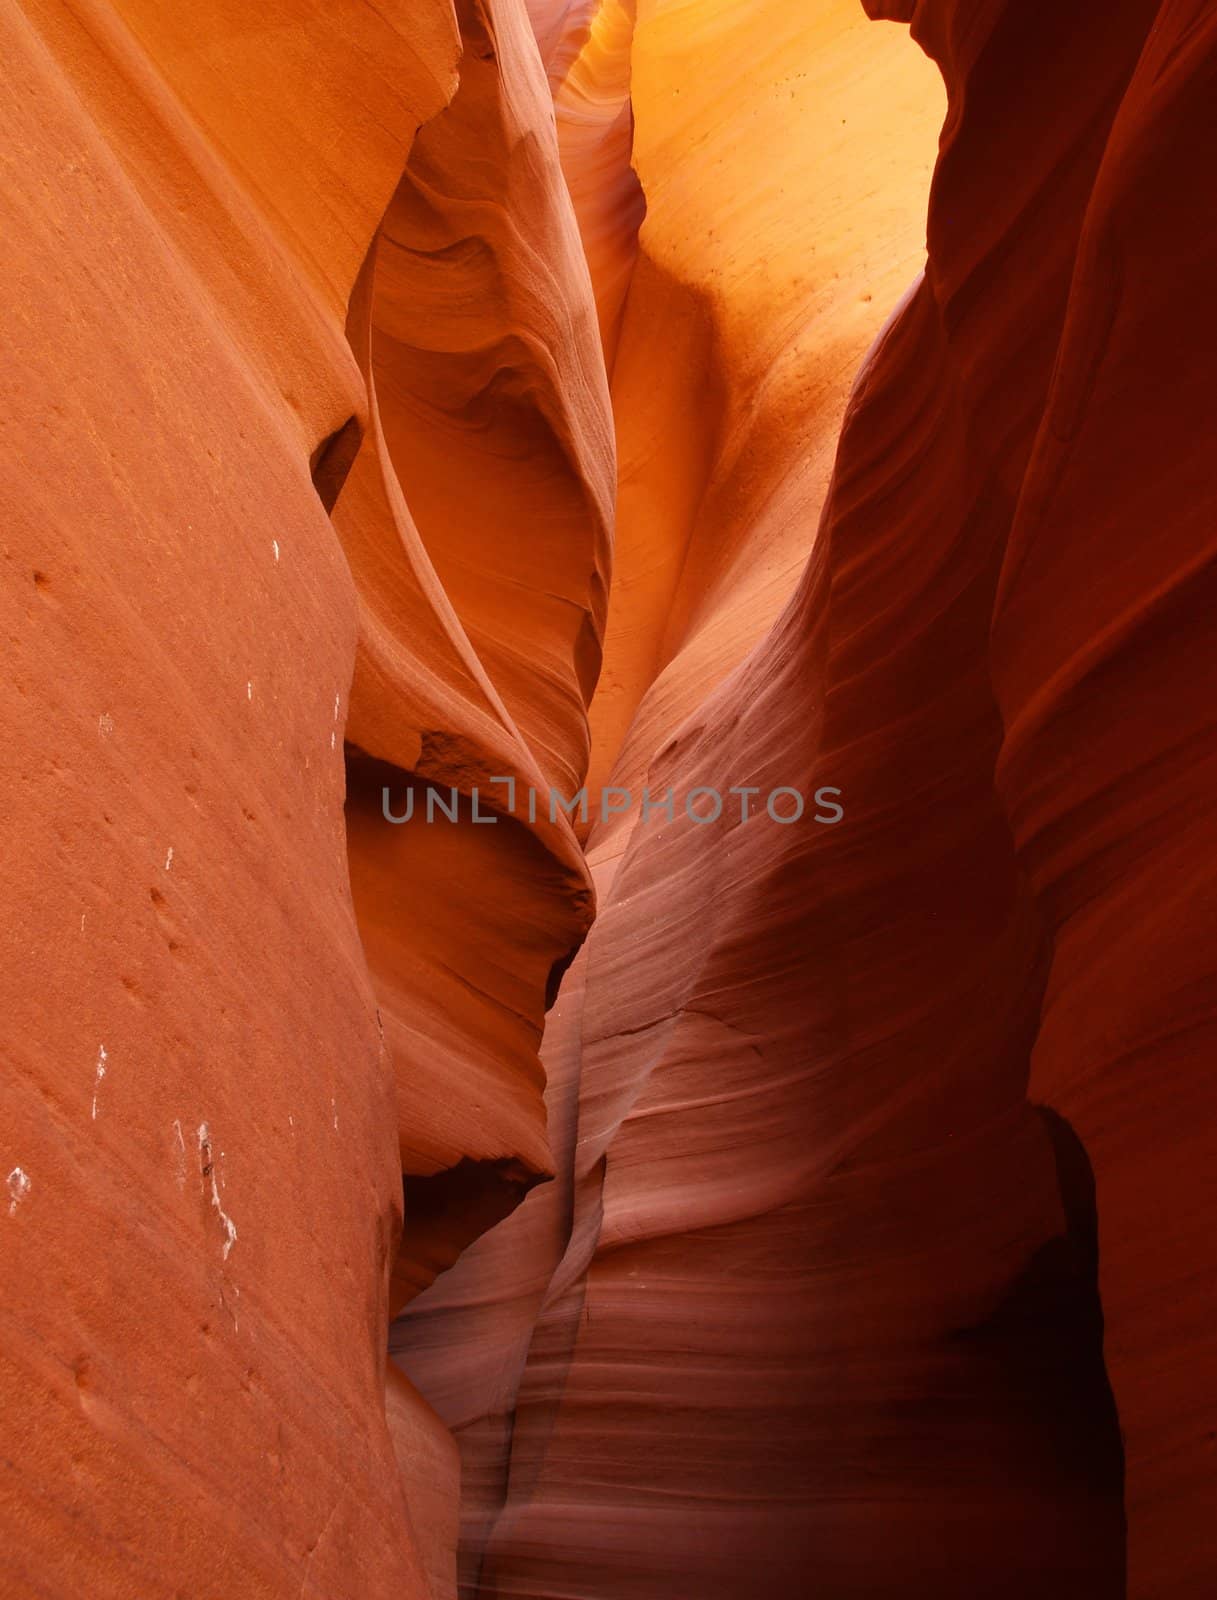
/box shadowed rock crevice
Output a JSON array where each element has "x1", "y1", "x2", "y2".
[
  {"x1": 946, "y1": 1106, "x2": 1128, "y2": 1594},
  {"x1": 1036, "y1": 1106, "x2": 1127, "y2": 1498},
  {"x1": 394, "y1": 1159, "x2": 550, "y2": 1309},
  {"x1": 310, "y1": 414, "x2": 363, "y2": 512}
]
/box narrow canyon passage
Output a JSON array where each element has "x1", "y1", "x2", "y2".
[
  {"x1": 2, "y1": 3, "x2": 1216, "y2": 1600},
  {"x1": 379, "y1": 5, "x2": 1133, "y2": 1594}
]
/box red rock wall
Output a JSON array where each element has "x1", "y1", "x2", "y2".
[
  {"x1": 0, "y1": 0, "x2": 445, "y2": 1587},
  {"x1": 393, "y1": 2, "x2": 1217, "y2": 1598},
  {"x1": 987, "y1": 5, "x2": 1217, "y2": 1588},
  {"x1": 0, "y1": 0, "x2": 604, "y2": 1595}
]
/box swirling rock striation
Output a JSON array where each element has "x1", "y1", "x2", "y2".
[
  {"x1": 3, "y1": 0, "x2": 1217, "y2": 1598},
  {"x1": 1, "y1": 0, "x2": 609, "y2": 1596},
  {"x1": 393, "y1": 3, "x2": 1217, "y2": 1599}
]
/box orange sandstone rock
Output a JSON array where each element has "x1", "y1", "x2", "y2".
[
  {"x1": 6, "y1": 1, "x2": 1217, "y2": 1597},
  {"x1": 395, "y1": 3, "x2": 1217, "y2": 1599},
  {"x1": 0, "y1": 0, "x2": 463, "y2": 1591},
  {"x1": 528, "y1": 0, "x2": 645, "y2": 368},
  {"x1": 3, "y1": 0, "x2": 612, "y2": 1576},
  {"x1": 586, "y1": 0, "x2": 944, "y2": 812},
  {"x1": 332, "y1": 0, "x2": 612, "y2": 1303}
]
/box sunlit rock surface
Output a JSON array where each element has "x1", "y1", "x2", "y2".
[{"x1": 336, "y1": 0, "x2": 610, "y2": 1309}]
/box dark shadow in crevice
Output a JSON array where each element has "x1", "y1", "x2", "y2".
[
  {"x1": 394, "y1": 1157, "x2": 549, "y2": 1310},
  {"x1": 310, "y1": 413, "x2": 362, "y2": 512},
  {"x1": 1034, "y1": 1104, "x2": 1127, "y2": 1512},
  {"x1": 544, "y1": 944, "x2": 580, "y2": 1012},
  {"x1": 952, "y1": 1105, "x2": 1127, "y2": 1596}
]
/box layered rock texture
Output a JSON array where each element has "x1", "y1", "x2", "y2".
[{"x1": 3, "y1": 2, "x2": 1216, "y2": 1599}]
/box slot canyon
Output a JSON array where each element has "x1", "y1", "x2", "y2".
[{"x1": 2, "y1": 0, "x2": 1216, "y2": 1596}]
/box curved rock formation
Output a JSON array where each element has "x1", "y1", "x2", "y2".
[
  {"x1": 4, "y1": 0, "x2": 1217, "y2": 1597},
  {"x1": 527, "y1": 0, "x2": 645, "y2": 367},
  {"x1": 393, "y1": 3, "x2": 1217, "y2": 1599},
  {"x1": 988, "y1": 8, "x2": 1217, "y2": 1587},
  {"x1": 335, "y1": 0, "x2": 612, "y2": 1313},
  {"x1": 0, "y1": 0, "x2": 458, "y2": 1591},
  {"x1": 1, "y1": 0, "x2": 605, "y2": 1593},
  {"x1": 585, "y1": 0, "x2": 944, "y2": 807}
]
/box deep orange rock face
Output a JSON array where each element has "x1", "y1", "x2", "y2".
[{"x1": 3, "y1": 2, "x2": 1217, "y2": 1599}]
